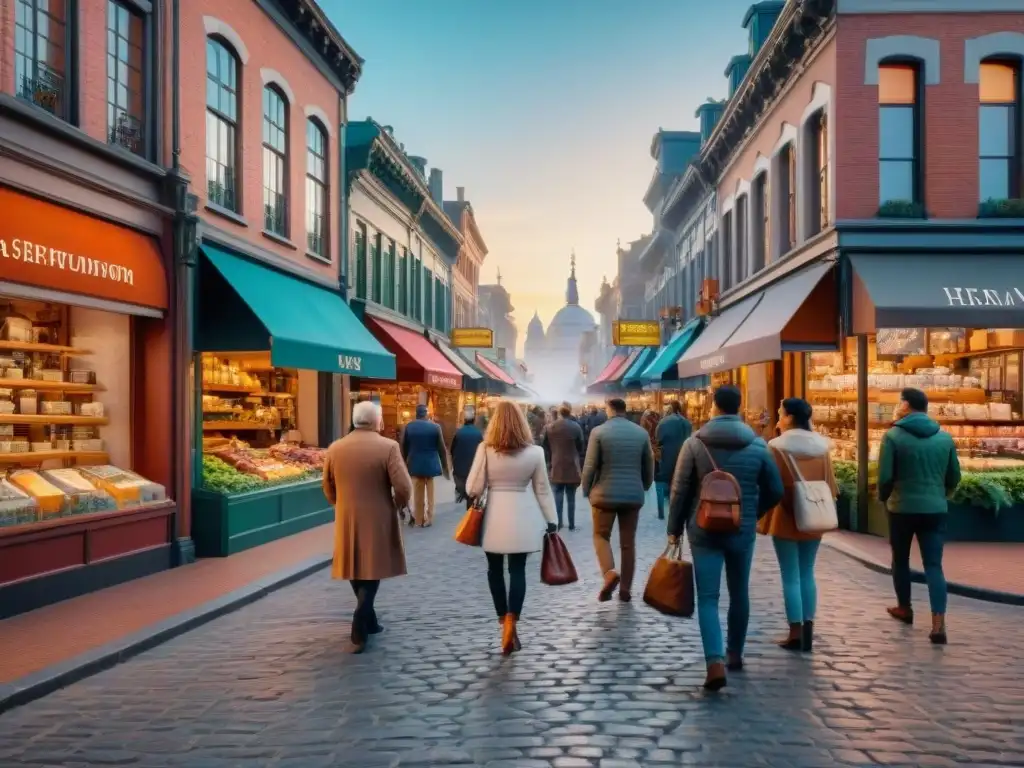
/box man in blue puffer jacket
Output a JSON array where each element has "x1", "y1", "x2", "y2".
[
  {"x1": 668, "y1": 385, "x2": 783, "y2": 691},
  {"x1": 402, "y1": 405, "x2": 450, "y2": 527}
]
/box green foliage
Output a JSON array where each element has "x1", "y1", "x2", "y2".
[
  {"x1": 201, "y1": 455, "x2": 319, "y2": 496},
  {"x1": 977, "y1": 198, "x2": 1024, "y2": 218},
  {"x1": 950, "y1": 473, "x2": 1013, "y2": 513},
  {"x1": 833, "y1": 459, "x2": 858, "y2": 501},
  {"x1": 877, "y1": 199, "x2": 928, "y2": 219}
]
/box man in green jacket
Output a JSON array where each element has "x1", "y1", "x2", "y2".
[{"x1": 878, "y1": 387, "x2": 961, "y2": 644}]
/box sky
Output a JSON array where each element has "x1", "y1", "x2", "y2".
[{"x1": 322, "y1": 0, "x2": 753, "y2": 345}]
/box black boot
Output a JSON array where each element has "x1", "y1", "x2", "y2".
[{"x1": 802, "y1": 620, "x2": 814, "y2": 652}]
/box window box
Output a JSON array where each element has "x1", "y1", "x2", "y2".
[
  {"x1": 876, "y1": 199, "x2": 927, "y2": 219},
  {"x1": 978, "y1": 198, "x2": 1024, "y2": 218}
]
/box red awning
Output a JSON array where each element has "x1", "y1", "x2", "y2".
[
  {"x1": 606, "y1": 349, "x2": 640, "y2": 383},
  {"x1": 591, "y1": 353, "x2": 628, "y2": 385},
  {"x1": 367, "y1": 317, "x2": 463, "y2": 389},
  {"x1": 475, "y1": 353, "x2": 516, "y2": 385}
]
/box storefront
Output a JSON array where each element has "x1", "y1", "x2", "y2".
[
  {"x1": 586, "y1": 349, "x2": 639, "y2": 397},
  {"x1": 191, "y1": 243, "x2": 395, "y2": 557},
  {"x1": 619, "y1": 347, "x2": 659, "y2": 416},
  {"x1": 638, "y1": 317, "x2": 709, "y2": 424},
  {"x1": 0, "y1": 186, "x2": 177, "y2": 617}
]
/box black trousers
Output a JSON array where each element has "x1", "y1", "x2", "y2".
[
  {"x1": 486, "y1": 552, "x2": 528, "y2": 618},
  {"x1": 349, "y1": 579, "x2": 380, "y2": 643}
]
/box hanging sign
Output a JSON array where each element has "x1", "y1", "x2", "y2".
[
  {"x1": 450, "y1": 327, "x2": 494, "y2": 348},
  {"x1": 613, "y1": 320, "x2": 661, "y2": 347}
]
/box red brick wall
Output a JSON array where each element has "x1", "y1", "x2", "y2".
[
  {"x1": 836, "y1": 14, "x2": 1024, "y2": 220},
  {"x1": 177, "y1": 3, "x2": 341, "y2": 281},
  {"x1": 0, "y1": 0, "x2": 12, "y2": 95}
]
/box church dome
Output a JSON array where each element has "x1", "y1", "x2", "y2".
[{"x1": 547, "y1": 304, "x2": 596, "y2": 339}]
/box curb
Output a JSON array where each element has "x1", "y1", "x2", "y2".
[
  {"x1": 823, "y1": 538, "x2": 1024, "y2": 607},
  {"x1": 0, "y1": 554, "x2": 332, "y2": 715}
]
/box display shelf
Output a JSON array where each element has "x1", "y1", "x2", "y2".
[
  {"x1": 0, "y1": 340, "x2": 91, "y2": 355},
  {"x1": 0, "y1": 378, "x2": 102, "y2": 393},
  {"x1": 0, "y1": 414, "x2": 109, "y2": 426},
  {"x1": 0, "y1": 450, "x2": 108, "y2": 464},
  {"x1": 807, "y1": 388, "x2": 987, "y2": 404},
  {"x1": 817, "y1": 418, "x2": 1023, "y2": 428},
  {"x1": 202, "y1": 420, "x2": 281, "y2": 431},
  {"x1": 202, "y1": 383, "x2": 261, "y2": 394}
]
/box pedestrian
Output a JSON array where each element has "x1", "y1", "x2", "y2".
[
  {"x1": 654, "y1": 400, "x2": 692, "y2": 520},
  {"x1": 465, "y1": 399, "x2": 558, "y2": 655},
  {"x1": 542, "y1": 403, "x2": 585, "y2": 531},
  {"x1": 878, "y1": 387, "x2": 961, "y2": 644},
  {"x1": 667, "y1": 385, "x2": 783, "y2": 690},
  {"x1": 401, "y1": 404, "x2": 450, "y2": 527},
  {"x1": 323, "y1": 400, "x2": 412, "y2": 653},
  {"x1": 527, "y1": 405, "x2": 546, "y2": 445},
  {"x1": 450, "y1": 408, "x2": 484, "y2": 509},
  {"x1": 581, "y1": 397, "x2": 654, "y2": 603},
  {"x1": 758, "y1": 397, "x2": 837, "y2": 652},
  {"x1": 640, "y1": 407, "x2": 662, "y2": 498}
]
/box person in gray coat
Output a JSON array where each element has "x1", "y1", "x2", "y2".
[
  {"x1": 667, "y1": 386, "x2": 783, "y2": 691},
  {"x1": 542, "y1": 404, "x2": 585, "y2": 530},
  {"x1": 654, "y1": 400, "x2": 692, "y2": 520},
  {"x1": 581, "y1": 397, "x2": 654, "y2": 602}
]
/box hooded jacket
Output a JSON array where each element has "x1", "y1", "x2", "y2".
[
  {"x1": 878, "y1": 412, "x2": 961, "y2": 514},
  {"x1": 668, "y1": 415, "x2": 784, "y2": 547},
  {"x1": 654, "y1": 412, "x2": 692, "y2": 484},
  {"x1": 758, "y1": 429, "x2": 838, "y2": 541}
]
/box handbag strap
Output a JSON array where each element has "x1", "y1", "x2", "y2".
[
  {"x1": 778, "y1": 447, "x2": 806, "y2": 484},
  {"x1": 694, "y1": 437, "x2": 719, "y2": 472}
]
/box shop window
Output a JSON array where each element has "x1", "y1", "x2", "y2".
[
  {"x1": 371, "y1": 233, "x2": 382, "y2": 304},
  {"x1": 978, "y1": 59, "x2": 1021, "y2": 201},
  {"x1": 206, "y1": 37, "x2": 239, "y2": 212},
  {"x1": 262, "y1": 86, "x2": 288, "y2": 236},
  {"x1": 0, "y1": 298, "x2": 171, "y2": 531},
  {"x1": 878, "y1": 61, "x2": 920, "y2": 205},
  {"x1": 735, "y1": 194, "x2": 748, "y2": 283},
  {"x1": 106, "y1": 2, "x2": 145, "y2": 157},
  {"x1": 305, "y1": 120, "x2": 328, "y2": 258},
  {"x1": 398, "y1": 248, "x2": 409, "y2": 315},
  {"x1": 354, "y1": 222, "x2": 367, "y2": 299},
  {"x1": 15, "y1": 0, "x2": 73, "y2": 123}
]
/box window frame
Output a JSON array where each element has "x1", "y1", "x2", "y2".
[
  {"x1": 206, "y1": 36, "x2": 241, "y2": 212},
  {"x1": 878, "y1": 58, "x2": 924, "y2": 206},
  {"x1": 261, "y1": 84, "x2": 289, "y2": 237},
  {"x1": 978, "y1": 58, "x2": 1022, "y2": 202},
  {"x1": 14, "y1": 0, "x2": 78, "y2": 125},
  {"x1": 354, "y1": 222, "x2": 368, "y2": 299},
  {"x1": 305, "y1": 119, "x2": 329, "y2": 259},
  {"x1": 785, "y1": 144, "x2": 797, "y2": 251},
  {"x1": 817, "y1": 110, "x2": 830, "y2": 229},
  {"x1": 105, "y1": 0, "x2": 150, "y2": 159}
]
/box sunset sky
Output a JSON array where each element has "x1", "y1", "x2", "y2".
[{"x1": 325, "y1": 0, "x2": 752, "y2": 347}]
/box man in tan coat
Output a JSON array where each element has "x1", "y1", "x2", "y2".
[{"x1": 323, "y1": 400, "x2": 412, "y2": 652}]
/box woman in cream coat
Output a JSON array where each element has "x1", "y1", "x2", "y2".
[{"x1": 466, "y1": 399, "x2": 558, "y2": 655}]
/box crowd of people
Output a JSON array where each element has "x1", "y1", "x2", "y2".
[{"x1": 323, "y1": 385, "x2": 961, "y2": 690}]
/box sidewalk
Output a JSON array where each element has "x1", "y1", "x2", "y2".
[
  {"x1": 0, "y1": 479, "x2": 458, "y2": 712},
  {"x1": 824, "y1": 530, "x2": 1024, "y2": 606}
]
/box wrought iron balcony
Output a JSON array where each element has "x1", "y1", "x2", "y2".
[
  {"x1": 207, "y1": 169, "x2": 237, "y2": 211},
  {"x1": 264, "y1": 198, "x2": 287, "y2": 235},
  {"x1": 18, "y1": 71, "x2": 66, "y2": 120},
  {"x1": 109, "y1": 113, "x2": 144, "y2": 155}
]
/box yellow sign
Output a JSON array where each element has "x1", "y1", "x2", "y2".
[
  {"x1": 613, "y1": 320, "x2": 661, "y2": 347},
  {"x1": 450, "y1": 327, "x2": 494, "y2": 348}
]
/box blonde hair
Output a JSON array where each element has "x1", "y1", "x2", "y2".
[{"x1": 484, "y1": 399, "x2": 534, "y2": 454}]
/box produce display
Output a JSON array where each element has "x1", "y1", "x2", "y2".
[{"x1": 201, "y1": 438, "x2": 324, "y2": 496}]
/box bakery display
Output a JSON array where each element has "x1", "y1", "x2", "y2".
[
  {"x1": 201, "y1": 354, "x2": 296, "y2": 438},
  {"x1": 200, "y1": 437, "x2": 325, "y2": 496}
]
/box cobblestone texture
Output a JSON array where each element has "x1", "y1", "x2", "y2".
[{"x1": 2, "y1": 498, "x2": 1023, "y2": 767}]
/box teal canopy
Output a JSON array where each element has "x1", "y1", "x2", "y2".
[
  {"x1": 620, "y1": 347, "x2": 658, "y2": 388},
  {"x1": 639, "y1": 317, "x2": 703, "y2": 385},
  {"x1": 198, "y1": 244, "x2": 395, "y2": 378}
]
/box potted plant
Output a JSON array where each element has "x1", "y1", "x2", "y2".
[
  {"x1": 877, "y1": 199, "x2": 927, "y2": 219},
  {"x1": 977, "y1": 198, "x2": 1024, "y2": 218}
]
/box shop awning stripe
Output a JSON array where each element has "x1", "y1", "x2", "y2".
[
  {"x1": 639, "y1": 317, "x2": 704, "y2": 384},
  {"x1": 621, "y1": 347, "x2": 659, "y2": 387},
  {"x1": 591, "y1": 353, "x2": 628, "y2": 385},
  {"x1": 367, "y1": 317, "x2": 463, "y2": 384},
  {"x1": 435, "y1": 340, "x2": 482, "y2": 379},
  {"x1": 475, "y1": 353, "x2": 517, "y2": 385}
]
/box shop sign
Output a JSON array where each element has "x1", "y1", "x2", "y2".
[
  {"x1": 450, "y1": 327, "x2": 494, "y2": 348},
  {"x1": 426, "y1": 371, "x2": 461, "y2": 389},
  {"x1": 944, "y1": 287, "x2": 1024, "y2": 307},
  {"x1": 613, "y1": 320, "x2": 660, "y2": 347},
  {"x1": 699, "y1": 354, "x2": 727, "y2": 371},
  {"x1": 0, "y1": 187, "x2": 168, "y2": 310},
  {"x1": 337, "y1": 354, "x2": 362, "y2": 372},
  {"x1": 876, "y1": 328, "x2": 925, "y2": 357}
]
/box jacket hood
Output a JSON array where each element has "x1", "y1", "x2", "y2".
[
  {"x1": 769, "y1": 428, "x2": 831, "y2": 458},
  {"x1": 696, "y1": 415, "x2": 759, "y2": 450},
  {"x1": 894, "y1": 412, "x2": 941, "y2": 438}
]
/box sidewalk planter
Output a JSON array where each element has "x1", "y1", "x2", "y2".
[
  {"x1": 191, "y1": 480, "x2": 332, "y2": 557},
  {"x1": 945, "y1": 503, "x2": 1024, "y2": 543}
]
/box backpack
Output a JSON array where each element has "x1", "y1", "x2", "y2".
[{"x1": 693, "y1": 438, "x2": 742, "y2": 533}]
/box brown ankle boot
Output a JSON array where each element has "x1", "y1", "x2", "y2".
[
  {"x1": 887, "y1": 605, "x2": 914, "y2": 625},
  {"x1": 802, "y1": 621, "x2": 814, "y2": 652},
  {"x1": 704, "y1": 662, "x2": 727, "y2": 691},
  {"x1": 777, "y1": 622, "x2": 803, "y2": 651},
  {"x1": 501, "y1": 614, "x2": 519, "y2": 655},
  {"x1": 929, "y1": 613, "x2": 947, "y2": 645}
]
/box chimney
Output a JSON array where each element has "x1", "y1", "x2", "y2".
[
  {"x1": 725, "y1": 54, "x2": 752, "y2": 98},
  {"x1": 408, "y1": 155, "x2": 427, "y2": 177},
  {"x1": 695, "y1": 101, "x2": 726, "y2": 146},
  {"x1": 428, "y1": 168, "x2": 443, "y2": 205},
  {"x1": 456, "y1": 186, "x2": 465, "y2": 203},
  {"x1": 743, "y1": 1, "x2": 784, "y2": 56}
]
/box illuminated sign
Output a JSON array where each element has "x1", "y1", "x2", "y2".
[
  {"x1": 613, "y1": 320, "x2": 661, "y2": 347},
  {"x1": 450, "y1": 327, "x2": 494, "y2": 348}
]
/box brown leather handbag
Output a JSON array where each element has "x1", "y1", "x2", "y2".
[
  {"x1": 643, "y1": 541, "x2": 694, "y2": 617},
  {"x1": 454, "y1": 450, "x2": 488, "y2": 547},
  {"x1": 694, "y1": 439, "x2": 742, "y2": 533},
  {"x1": 541, "y1": 532, "x2": 578, "y2": 585}
]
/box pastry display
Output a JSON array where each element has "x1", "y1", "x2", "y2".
[
  {"x1": 201, "y1": 438, "x2": 324, "y2": 495},
  {"x1": 201, "y1": 353, "x2": 296, "y2": 438},
  {"x1": 0, "y1": 479, "x2": 38, "y2": 527}
]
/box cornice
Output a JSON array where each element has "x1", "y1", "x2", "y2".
[
  {"x1": 464, "y1": 208, "x2": 489, "y2": 257},
  {"x1": 283, "y1": 0, "x2": 363, "y2": 93}
]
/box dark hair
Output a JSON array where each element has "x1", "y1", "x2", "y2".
[
  {"x1": 668, "y1": 400, "x2": 682, "y2": 416},
  {"x1": 901, "y1": 387, "x2": 928, "y2": 412},
  {"x1": 607, "y1": 398, "x2": 627, "y2": 414},
  {"x1": 464, "y1": 416, "x2": 476, "y2": 425},
  {"x1": 781, "y1": 397, "x2": 813, "y2": 431},
  {"x1": 558, "y1": 404, "x2": 572, "y2": 418},
  {"x1": 712, "y1": 385, "x2": 742, "y2": 416}
]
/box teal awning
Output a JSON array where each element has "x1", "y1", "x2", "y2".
[
  {"x1": 639, "y1": 317, "x2": 704, "y2": 385},
  {"x1": 620, "y1": 347, "x2": 658, "y2": 388},
  {"x1": 198, "y1": 244, "x2": 395, "y2": 378}
]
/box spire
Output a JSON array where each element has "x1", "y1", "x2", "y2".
[
  {"x1": 565, "y1": 250, "x2": 579, "y2": 306},
  {"x1": 496, "y1": 267, "x2": 502, "y2": 286}
]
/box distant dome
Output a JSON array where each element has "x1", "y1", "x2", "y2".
[
  {"x1": 527, "y1": 310, "x2": 545, "y2": 339},
  {"x1": 547, "y1": 304, "x2": 596, "y2": 340}
]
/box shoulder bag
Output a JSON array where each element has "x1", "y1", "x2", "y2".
[
  {"x1": 781, "y1": 449, "x2": 838, "y2": 533},
  {"x1": 454, "y1": 448, "x2": 488, "y2": 546}
]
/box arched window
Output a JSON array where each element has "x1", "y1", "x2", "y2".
[
  {"x1": 206, "y1": 38, "x2": 239, "y2": 211},
  {"x1": 306, "y1": 120, "x2": 328, "y2": 257},
  {"x1": 979, "y1": 59, "x2": 1021, "y2": 202},
  {"x1": 878, "y1": 61, "x2": 921, "y2": 205},
  {"x1": 262, "y1": 86, "x2": 289, "y2": 235}
]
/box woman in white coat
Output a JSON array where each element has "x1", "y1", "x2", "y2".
[{"x1": 466, "y1": 399, "x2": 558, "y2": 655}]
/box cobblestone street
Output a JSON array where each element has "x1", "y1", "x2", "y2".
[{"x1": 3, "y1": 498, "x2": 1023, "y2": 767}]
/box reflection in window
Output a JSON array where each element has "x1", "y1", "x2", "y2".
[
  {"x1": 306, "y1": 121, "x2": 328, "y2": 257},
  {"x1": 262, "y1": 86, "x2": 288, "y2": 236},
  {"x1": 106, "y1": 2, "x2": 144, "y2": 155},
  {"x1": 979, "y1": 60, "x2": 1020, "y2": 201},
  {"x1": 735, "y1": 195, "x2": 748, "y2": 283},
  {"x1": 779, "y1": 143, "x2": 796, "y2": 251},
  {"x1": 878, "y1": 62, "x2": 919, "y2": 204},
  {"x1": 15, "y1": 0, "x2": 71, "y2": 120},
  {"x1": 754, "y1": 173, "x2": 769, "y2": 267},
  {"x1": 816, "y1": 112, "x2": 829, "y2": 230},
  {"x1": 206, "y1": 38, "x2": 239, "y2": 211}
]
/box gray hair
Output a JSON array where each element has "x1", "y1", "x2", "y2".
[{"x1": 352, "y1": 400, "x2": 382, "y2": 430}]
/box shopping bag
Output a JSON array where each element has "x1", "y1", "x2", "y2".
[
  {"x1": 643, "y1": 542, "x2": 694, "y2": 617},
  {"x1": 453, "y1": 496, "x2": 485, "y2": 546},
  {"x1": 541, "y1": 532, "x2": 578, "y2": 585}
]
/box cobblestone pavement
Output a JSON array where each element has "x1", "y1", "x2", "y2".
[{"x1": 3, "y1": 496, "x2": 1024, "y2": 767}]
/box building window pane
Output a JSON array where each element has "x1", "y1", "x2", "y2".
[
  {"x1": 980, "y1": 60, "x2": 1017, "y2": 104},
  {"x1": 786, "y1": 146, "x2": 797, "y2": 250},
  {"x1": 878, "y1": 63, "x2": 919, "y2": 205},
  {"x1": 262, "y1": 86, "x2": 288, "y2": 235},
  {"x1": 817, "y1": 111, "x2": 829, "y2": 229},
  {"x1": 371, "y1": 233, "x2": 382, "y2": 303},
  {"x1": 305, "y1": 121, "x2": 328, "y2": 257},
  {"x1": 106, "y1": 1, "x2": 144, "y2": 155},
  {"x1": 206, "y1": 38, "x2": 238, "y2": 211},
  {"x1": 355, "y1": 223, "x2": 368, "y2": 299},
  {"x1": 978, "y1": 61, "x2": 1020, "y2": 201},
  {"x1": 879, "y1": 160, "x2": 915, "y2": 201},
  {"x1": 15, "y1": 0, "x2": 70, "y2": 121},
  {"x1": 878, "y1": 63, "x2": 917, "y2": 105},
  {"x1": 980, "y1": 158, "x2": 1011, "y2": 200},
  {"x1": 879, "y1": 107, "x2": 915, "y2": 159}
]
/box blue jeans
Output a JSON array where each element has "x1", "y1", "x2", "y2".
[
  {"x1": 889, "y1": 512, "x2": 947, "y2": 614},
  {"x1": 552, "y1": 483, "x2": 578, "y2": 529},
  {"x1": 691, "y1": 538, "x2": 756, "y2": 664},
  {"x1": 654, "y1": 482, "x2": 668, "y2": 518},
  {"x1": 771, "y1": 538, "x2": 821, "y2": 624}
]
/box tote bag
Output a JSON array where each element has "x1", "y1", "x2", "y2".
[
  {"x1": 781, "y1": 450, "x2": 838, "y2": 534},
  {"x1": 643, "y1": 540, "x2": 694, "y2": 618}
]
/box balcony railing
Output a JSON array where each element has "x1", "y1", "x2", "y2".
[
  {"x1": 19, "y1": 70, "x2": 66, "y2": 120},
  {"x1": 109, "y1": 113, "x2": 144, "y2": 156},
  {"x1": 264, "y1": 198, "x2": 287, "y2": 236},
  {"x1": 207, "y1": 168, "x2": 237, "y2": 211}
]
